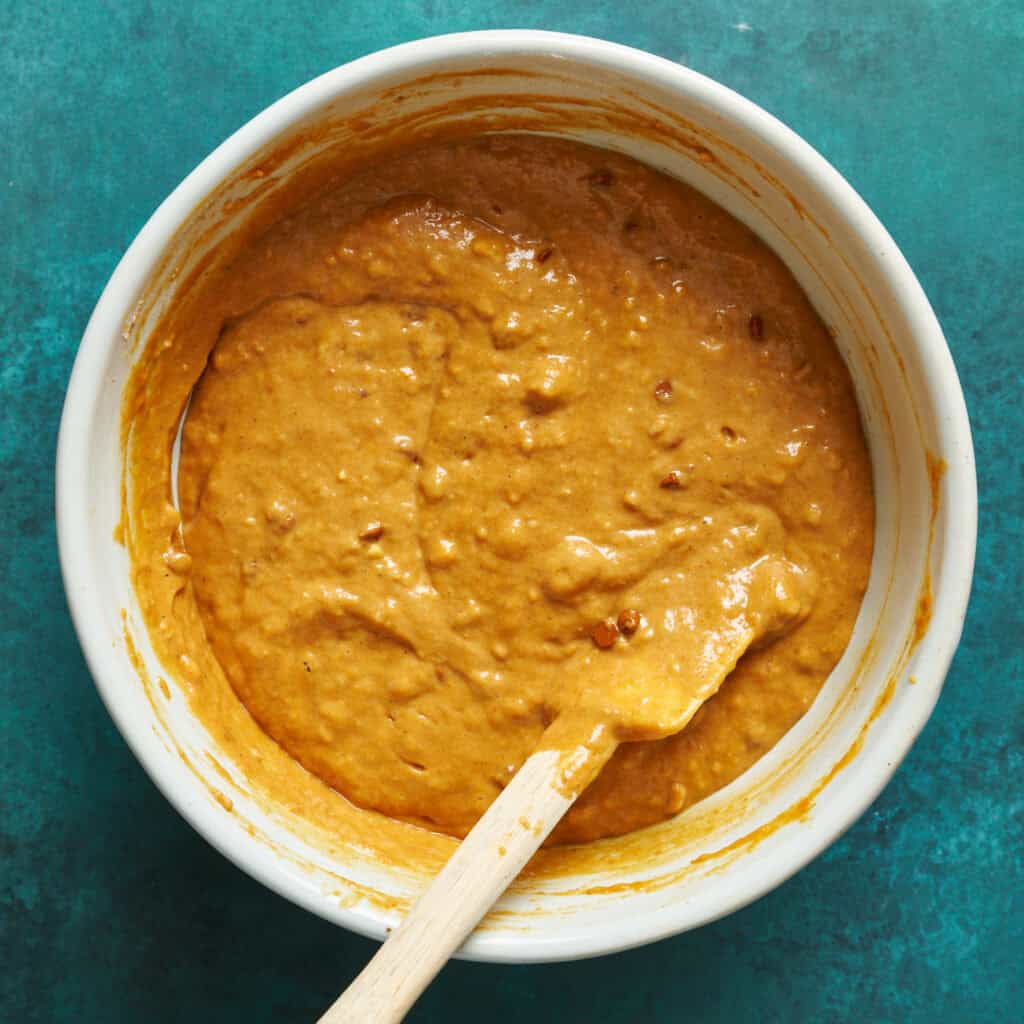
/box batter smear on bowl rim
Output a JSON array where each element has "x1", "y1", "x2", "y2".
[{"x1": 129, "y1": 134, "x2": 874, "y2": 844}]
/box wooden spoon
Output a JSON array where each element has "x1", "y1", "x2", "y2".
[
  {"x1": 319, "y1": 638, "x2": 753, "y2": 1023},
  {"x1": 320, "y1": 727, "x2": 615, "y2": 1023},
  {"x1": 319, "y1": 549, "x2": 814, "y2": 1020}
]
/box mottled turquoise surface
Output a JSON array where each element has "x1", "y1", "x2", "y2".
[{"x1": 2, "y1": 2, "x2": 1021, "y2": 1020}]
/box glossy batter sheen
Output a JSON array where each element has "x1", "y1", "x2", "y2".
[{"x1": 170, "y1": 135, "x2": 873, "y2": 843}]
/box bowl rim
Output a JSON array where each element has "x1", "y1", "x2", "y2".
[{"x1": 56, "y1": 29, "x2": 977, "y2": 962}]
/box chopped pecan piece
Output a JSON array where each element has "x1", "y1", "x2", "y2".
[
  {"x1": 617, "y1": 609, "x2": 641, "y2": 636},
  {"x1": 591, "y1": 619, "x2": 619, "y2": 649}
]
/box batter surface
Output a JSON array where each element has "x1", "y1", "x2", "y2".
[{"x1": 146, "y1": 135, "x2": 873, "y2": 843}]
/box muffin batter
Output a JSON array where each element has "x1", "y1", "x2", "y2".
[{"x1": 141, "y1": 135, "x2": 874, "y2": 844}]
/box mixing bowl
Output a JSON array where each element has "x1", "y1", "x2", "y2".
[{"x1": 56, "y1": 30, "x2": 976, "y2": 961}]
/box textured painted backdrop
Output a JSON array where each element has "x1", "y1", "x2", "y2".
[{"x1": 2, "y1": 1, "x2": 1021, "y2": 1021}]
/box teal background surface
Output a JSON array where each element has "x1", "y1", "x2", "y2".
[{"x1": 2, "y1": 2, "x2": 1021, "y2": 1020}]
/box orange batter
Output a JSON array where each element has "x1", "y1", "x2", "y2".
[{"x1": 129, "y1": 134, "x2": 874, "y2": 845}]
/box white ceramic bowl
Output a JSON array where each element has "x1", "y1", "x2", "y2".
[{"x1": 57, "y1": 31, "x2": 975, "y2": 962}]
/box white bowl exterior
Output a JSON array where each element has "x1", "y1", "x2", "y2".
[{"x1": 57, "y1": 31, "x2": 975, "y2": 962}]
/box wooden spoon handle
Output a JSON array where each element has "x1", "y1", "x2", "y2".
[{"x1": 319, "y1": 742, "x2": 608, "y2": 1023}]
